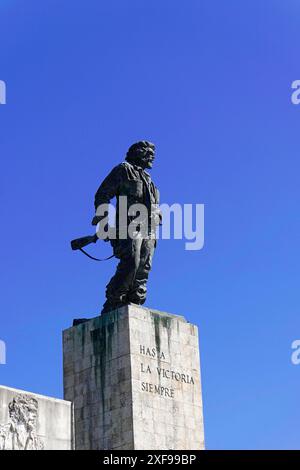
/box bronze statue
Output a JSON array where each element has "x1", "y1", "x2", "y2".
[{"x1": 72, "y1": 141, "x2": 161, "y2": 314}]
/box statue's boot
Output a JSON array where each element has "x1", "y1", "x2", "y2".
[{"x1": 101, "y1": 298, "x2": 128, "y2": 315}]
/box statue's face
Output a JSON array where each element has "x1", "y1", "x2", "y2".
[
  {"x1": 9, "y1": 399, "x2": 38, "y2": 430},
  {"x1": 140, "y1": 146, "x2": 155, "y2": 169}
]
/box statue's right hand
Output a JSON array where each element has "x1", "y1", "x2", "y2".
[
  {"x1": 92, "y1": 209, "x2": 109, "y2": 226},
  {"x1": 91, "y1": 216, "x2": 101, "y2": 226},
  {"x1": 99, "y1": 234, "x2": 110, "y2": 242},
  {"x1": 95, "y1": 230, "x2": 110, "y2": 242}
]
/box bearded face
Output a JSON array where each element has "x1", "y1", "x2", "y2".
[
  {"x1": 8, "y1": 396, "x2": 38, "y2": 430},
  {"x1": 126, "y1": 141, "x2": 156, "y2": 169},
  {"x1": 139, "y1": 145, "x2": 155, "y2": 169}
]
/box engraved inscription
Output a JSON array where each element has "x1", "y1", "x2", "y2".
[
  {"x1": 141, "y1": 382, "x2": 175, "y2": 398},
  {"x1": 139, "y1": 344, "x2": 195, "y2": 399},
  {"x1": 140, "y1": 344, "x2": 166, "y2": 360}
]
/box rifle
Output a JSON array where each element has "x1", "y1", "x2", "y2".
[{"x1": 70, "y1": 234, "x2": 114, "y2": 261}]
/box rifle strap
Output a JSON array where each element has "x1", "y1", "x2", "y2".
[{"x1": 79, "y1": 247, "x2": 115, "y2": 262}]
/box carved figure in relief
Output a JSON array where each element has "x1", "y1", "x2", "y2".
[{"x1": 0, "y1": 394, "x2": 44, "y2": 450}]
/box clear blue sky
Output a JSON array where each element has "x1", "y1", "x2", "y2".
[{"x1": 0, "y1": 0, "x2": 299, "y2": 450}]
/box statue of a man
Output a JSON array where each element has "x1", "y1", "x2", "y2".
[{"x1": 92, "y1": 141, "x2": 161, "y2": 314}]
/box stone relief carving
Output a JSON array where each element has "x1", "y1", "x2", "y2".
[{"x1": 0, "y1": 394, "x2": 44, "y2": 450}]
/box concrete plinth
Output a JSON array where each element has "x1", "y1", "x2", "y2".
[{"x1": 63, "y1": 305, "x2": 205, "y2": 450}]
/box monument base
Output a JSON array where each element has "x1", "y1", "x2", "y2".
[{"x1": 63, "y1": 305, "x2": 205, "y2": 450}]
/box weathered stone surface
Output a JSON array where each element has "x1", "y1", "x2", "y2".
[
  {"x1": 63, "y1": 305, "x2": 205, "y2": 450},
  {"x1": 0, "y1": 385, "x2": 73, "y2": 450}
]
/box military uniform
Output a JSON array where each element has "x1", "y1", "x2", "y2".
[{"x1": 94, "y1": 161, "x2": 160, "y2": 312}]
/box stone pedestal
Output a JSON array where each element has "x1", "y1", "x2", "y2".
[
  {"x1": 63, "y1": 305, "x2": 205, "y2": 450},
  {"x1": 0, "y1": 385, "x2": 73, "y2": 450}
]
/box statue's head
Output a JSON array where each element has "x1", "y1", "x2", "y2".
[
  {"x1": 8, "y1": 395, "x2": 39, "y2": 431},
  {"x1": 125, "y1": 141, "x2": 155, "y2": 170}
]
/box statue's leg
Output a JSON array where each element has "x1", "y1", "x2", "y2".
[
  {"x1": 128, "y1": 238, "x2": 156, "y2": 305},
  {"x1": 102, "y1": 238, "x2": 142, "y2": 313}
]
